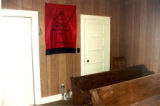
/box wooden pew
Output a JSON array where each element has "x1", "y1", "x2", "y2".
[
  {"x1": 131, "y1": 95, "x2": 160, "y2": 106},
  {"x1": 90, "y1": 73, "x2": 160, "y2": 105},
  {"x1": 71, "y1": 65, "x2": 154, "y2": 105}
]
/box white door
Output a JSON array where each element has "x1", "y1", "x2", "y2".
[
  {"x1": 0, "y1": 16, "x2": 35, "y2": 106},
  {"x1": 81, "y1": 15, "x2": 110, "y2": 75}
]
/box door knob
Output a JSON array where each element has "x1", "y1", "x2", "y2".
[{"x1": 87, "y1": 60, "x2": 90, "y2": 63}]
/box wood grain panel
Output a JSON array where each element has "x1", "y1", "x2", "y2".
[
  {"x1": 47, "y1": 55, "x2": 59, "y2": 95},
  {"x1": 106, "y1": 0, "x2": 125, "y2": 68},
  {"x1": 2, "y1": 0, "x2": 7, "y2": 8},
  {"x1": 51, "y1": 56, "x2": 59, "y2": 94},
  {"x1": 17, "y1": 0, "x2": 22, "y2": 9},
  {"x1": 6, "y1": 0, "x2": 18, "y2": 9},
  {"x1": 46, "y1": 55, "x2": 52, "y2": 95},
  {"x1": 75, "y1": 54, "x2": 81, "y2": 77},
  {"x1": 22, "y1": 0, "x2": 32, "y2": 10},
  {"x1": 124, "y1": 0, "x2": 160, "y2": 73},
  {"x1": 58, "y1": 54, "x2": 67, "y2": 93},
  {"x1": 66, "y1": 54, "x2": 73, "y2": 90}
]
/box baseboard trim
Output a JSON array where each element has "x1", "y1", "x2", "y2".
[{"x1": 36, "y1": 94, "x2": 62, "y2": 105}]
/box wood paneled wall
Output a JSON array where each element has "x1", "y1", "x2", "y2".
[
  {"x1": 124, "y1": 0, "x2": 160, "y2": 73},
  {"x1": 2, "y1": 0, "x2": 125, "y2": 97}
]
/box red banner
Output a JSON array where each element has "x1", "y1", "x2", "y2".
[{"x1": 45, "y1": 3, "x2": 77, "y2": 55}]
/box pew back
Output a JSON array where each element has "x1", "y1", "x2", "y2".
[{"x1": 90, "y1": 73, "x2": 160, "y2": 105}]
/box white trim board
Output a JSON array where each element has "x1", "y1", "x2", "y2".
[
  {"x1": 0, "y1": 0, "x2": 1, "y2": 9},
  {"x1": 40, "y1": 94, "x2": 62, "y2": 105},
  {"x1": 0, "y1": 9, "x2": 63, "y2": 105}
]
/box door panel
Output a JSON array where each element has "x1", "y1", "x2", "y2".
[
  {"x1": 87, "y1": 37, "x2": 104, "y2": 50},
  {"x1": 81, "y1": 15, "x2": 110, "y2": 75},
  {"x1": 86, "y1": 21, "x2": 105, "y2": 33},
  {"x1": 0, "y1": 17, "x2": 34, "y2": 106}
]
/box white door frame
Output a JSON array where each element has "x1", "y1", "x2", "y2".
[
  {"x1": 0, "y1": 9, "x2": 66, "y2": 105},
  {"x1": 0, "y1": 0, "x2": 1, "y2": 9},
  {"x1": 81, "y1": 14, "x2": 110, "y2": 76},
  {"x1": 0, "y1": 9, "x2": 42, "y2": 105}
]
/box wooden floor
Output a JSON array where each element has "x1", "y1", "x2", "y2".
[
  {"x1": 38, "y1": 100, "x2": 72, "y2": 106},
  {"x1": 37, "y1": 95, "x2": 160, "y2": 106}
]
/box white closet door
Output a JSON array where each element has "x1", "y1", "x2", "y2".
[
  {"x1": 0, "y1": 17, "x2": 34, "y2": 106},
  {"x1": 81, "y1": 15, "x2": 110, "y2": 75}
]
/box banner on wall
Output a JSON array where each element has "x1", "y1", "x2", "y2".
[{"x1": 45, "y1": 3, "x2": 77, "y2": 55}]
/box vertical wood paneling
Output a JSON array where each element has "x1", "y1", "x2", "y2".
[
  {"x1": 72, "y1": 54, "x2": 76, "y2": 76},
  {"x1": 75, "y1": 54, "x2": 81, "y2": 76},
  {"x1": 2, "y1": 0, "x2": 125, "y2": 97},
  {"x1": 75, "y1": 0, "x2": 81, "y2": 77},
  {"x1": 2, "y1": 0, "x2": 7, "y2": 8},
  {"x1": 17, "y1": 0, "x2": 22, "y2": 9},
  {"x1": 46, "y1": 56, "x2": 52, "y2": 95},
  {"x1": 124, "y1": 0, "x2": 160, "y2": 73},
  {"x1": 156, "y1": 0, "x2": 160, "y2": 73},
  {"x1": 66, "y1": 54, "x2": 73, "y2": 90},
  {"x1": 7, "y1": 0, "x2": 18, "y2": 9},
  {"x1": 22, "y1": 0, "x2": 32, "y2": 10},
  {"x1": 149, "y1": 0, "x2": 160, "y2": 73},
  {"x1": 58, "y1": 54, "x2": 67, "y2": 92},
  {"x1": 106, "y1": 0, "x2": 125, "y2": 68},
  {"x1": 47, "y1": 55, "x2": 59, "y2": 95},
  {"x1": 137, "y1": 0, "x2": 147, "y2": 65}
]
